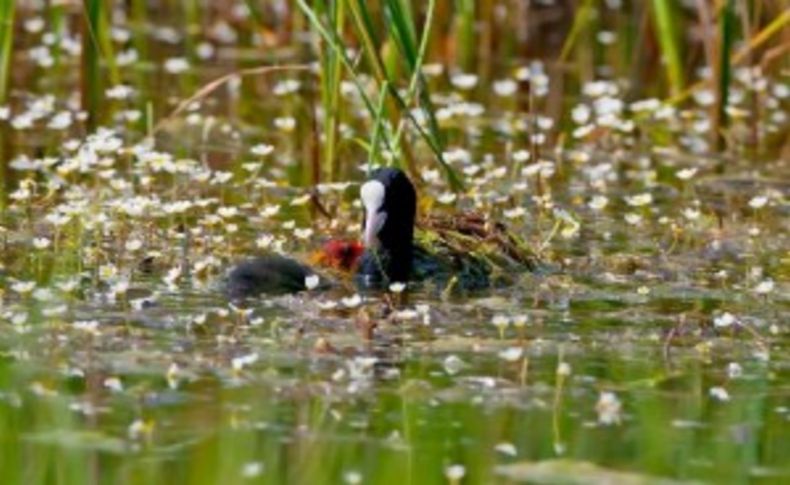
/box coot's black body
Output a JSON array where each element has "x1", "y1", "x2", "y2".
[{"x1": 355, "y1": 167, "x2": 417, "y2": 288}]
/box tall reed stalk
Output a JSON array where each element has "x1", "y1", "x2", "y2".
[
  {"x1": 0, "y1": 0, "x2": 14, "y2": 208},
  {"x1": 81, "y1": 0, "x2": 119, "y2": 128},
  {"x1": 0, "y1": 0, "x2": 14, "y2": 104},
  {"x1": 651, "y1": 0, "x2": 684, "y2": 96},
  {"x1": 315, "y1": 0, "x2": 345, "y2": 182},
  {"x1": 717, "y1": 0, "x2": 736, "y2": 150},
  {"x1": 454, "y1": 0, "x2": 475, "y2": 72}
]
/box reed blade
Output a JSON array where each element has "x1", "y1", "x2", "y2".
[
  {"x1": 0, "y1": 0, "x2": 14, "y2": 103},
  {"x1": 717, "y1": 0, "x2": 736, "y2": 149},
  {"x1": 0, "y1": 0, "x2": 15, "y2": 207},
  {"x1": 651, "y1": 0, "x2": 684, "y2": 96},
  {"x1": 81, "y1": 0, "x2": 119, "y2": 128}
]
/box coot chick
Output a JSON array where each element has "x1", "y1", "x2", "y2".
[{"x1": 226, "y1": 253, "x2": 318, "y2": 299}]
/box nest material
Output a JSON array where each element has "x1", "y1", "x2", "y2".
[{"x1": 415, "y1": 212, "x2": 539, "y2": 284}]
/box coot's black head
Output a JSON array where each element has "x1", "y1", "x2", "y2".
[{"x1": 357, "y1": 167, "x2": 416, "y2": 285}]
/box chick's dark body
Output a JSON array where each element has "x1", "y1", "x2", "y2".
[{"x1": 226, "y1": 254, "x2": 315, "y2": 299}]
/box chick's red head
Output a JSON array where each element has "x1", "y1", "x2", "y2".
[{"x1": 312, "y1": 239, "x2": 364, "y2": 272}]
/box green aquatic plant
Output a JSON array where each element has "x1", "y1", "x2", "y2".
[
  {"x1": 0, "y1": 0, "x2": 14, "y2": 206},
  {"x1": 717, "y1": 0, "x2": 736, "y2": 149},
  {"x1": 81, "y1": 0, "x2": 119, "y2": 128},
  {"x1": 650, "y1": 0, "x2": 684, "y2": 97},
  {"x1": 0, "y1": 0, "x2": 14, "y2": 104},
  {"x1": 298, "y1": 0, "x2": 462, "y2": 189}
]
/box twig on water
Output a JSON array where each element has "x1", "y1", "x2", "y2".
[{"x1": 153, "y1": 64, "x2": 311, "y2": 134}]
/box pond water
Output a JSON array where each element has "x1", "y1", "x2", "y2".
[{"x1": 0, "y1": 2, "x2": 788, "y2": 484}]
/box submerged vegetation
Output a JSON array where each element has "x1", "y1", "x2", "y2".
[{"x1": 0, "y1": 0, "x2": 788, "y2": 484}]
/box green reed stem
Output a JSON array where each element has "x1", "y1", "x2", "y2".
[
  {"x1": 558, "y1": 0, "x2": 593, "y2": 62},
  {"x1": 0, "y1": 0, "x2": 14, "y2": 103},
  {"x1": 454, "y1": 0, "x2": 475, "y2": 71},
  {"x1": 651, "y1": 0, "x2": 684, "y2": 96},
  {"x1": 0, "y1": 0, "x2": 13, "y2": 209},
  {"x1": 387, "y1": 0, "x2": 446, "y2": 173},
  {"x1": 369, "y1": 80, "x2": 390, "y2": 167},
  {"x1": 717, "y1": 0, "x2": 736, "y2": 149},
  {"x1": 81, "y1": 0, "x2": 119, "y2": 128},
  {"x1": 316, "y1": 0, "x2": 345, "y2": 182}
]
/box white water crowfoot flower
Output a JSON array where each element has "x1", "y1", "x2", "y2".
[
  {"x1": 103, "y1": 377, "x2": 123, "y2": 393},
  {"x1": 588, "y1": 195, "x2": 609, "y2": 211},
  {"x1": 493, "y1": 79, "x2": 518, "y2": 96},
  {"x1": 625, "y1": 193, "x2": 653, "y2": 207},
  {"x1": 503, "y1": 207, "x2": 526, "y2": 220},
  {"x1": 343, "y1": 470, "x2": 362, "y2": 484},
  {"x1": 682, "y1": 207, "x2": 701, "y2": 221},
  {"x1": 727, "y1": 362, "x2": 743, "y2": 379},
  {"x1": 232, "y1": 353, "x2": 259, "y2": 373},
  {"x1": 341, "y1": 294, "x2": 362, "y2": 308},
  {"x1": 274, "y1": 116, "x2": 296, "y2": 131},
  {"x1": 512, "y1": 314, "x2": 529, "y2": 329},
  {"x1": 553, "y1": 208, "x2": 581, "y2": 239},
  {"x1": 125, "y1": 239, "x2": 143, "y2": 252},
  {"x1": 444, "y1": 464, "x2": 466, "y2": 483},
  {"x1": 709, "y1": 386, "x2": 730, "y2": 402},
  {"x1": 713, "y1": 312, "x2": 737, "y2": 329},
  {"x1": 443, "y1": 355, "x2": 466, "y2": 376},
  {"x1": 11, "y1": 281, "x2": 36, "y2": 296},
  {"x1": 316, "y1": 300, "x2": 339, "y2": 311},
  {"x1": 492, "y1": 314, "x2": 510, "y2": 339},
  {"x1": 273, "y1": 79, "x2": 301, "y2": 96},
  {"x1": 32, "y1": 237, "x2": 51, "y2": 250},
  {"x1": 108, "y1": 280, "x2": 130, "y2": 301},
  {"x1": 241, "y1": 462, "x2": 264, "y2": 478},
  {"x1": 73, "y1": 320, "x2": 100, "y2": 335},
  {"x1": 99, "y1": 264, "x2": 118, "y2": 282},
  {"x1": 451, "y1": 72, "x2": 478, "y2": 90},
  {"x1": 106, "y1": 84, "x2": 135, "y2": 100},
  {"x1": 163, "y1": 267, "x2": 182, "y2": 289},
  {"x1": 676, "y1": 167, "x2": 698, "y2": 180},
  {"x1": 166, "y1": 363, "x2": 181, "y2": 389},
  {"x1": 128, "y1": 418, "x2": 154, "y2": 441},
  {"x1": 388, "y1": 282, "x2": 406, "y2": 293},
  {"x1": 293, "y1": 227, "x2": 313, "y2": 240},
  {"x1": 624, "y1": 213, "x2": 642, "y2": 225},
  {"x1": 56, "y1": 278, "x2": 80, "y2": 294},
  {"x1": 256, "y1": 234, "x2": 275, "y2": 249},
  {"x1": 437, "y1": 192, "x2": 457, "y2": 204},
  {"x1": 251, "y1": 143, "x2": 274, "y2": 157},
  {"x1": 494, "y1": 442, "x2": 518, "y2": 457},
  {"x1": 595, "y1": 392, "x2": 622, "y2": 425},
  {"x1": 164, "y1": 57, "x2": 190, "y2": 74},
  {"x1": 499, "y1": 347, "x2": 524, "y2": 363},
  {"x1": 753, "y1": 279, "x2": 774, "y2": 296},
  {"x1": 748, "y1": 195, "x2": 768, "y2": 209}
]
